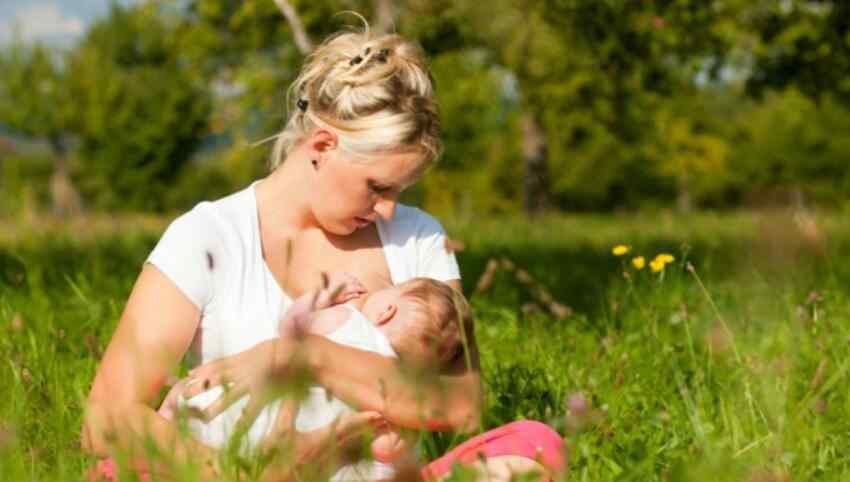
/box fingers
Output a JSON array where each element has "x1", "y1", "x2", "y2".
[
  {"x1": 260, "y1": 399, "x2": 298, "y2": 457},
  {"x1": 273, "y1": 399, "x2": 298, "y2": 434},
  {"x1": 184, "y1": 358, "x2": 230, "y2": 396},
  {"x1": 181, "y1": 372, "x2": 228, "y2": 399},
  {"x1": 234, "y1": 395, "x2": 265, "y2": 437},
  {"x1": 199, "y1": 381, "x2": 246, "y2": 422},
  {"x1": 336, "y1": 411, "x2": 383, "y2": 438},
  {"x1": 328, "y1": 274, "x2": 367, "y2": 305}
]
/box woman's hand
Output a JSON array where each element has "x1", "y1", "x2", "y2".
[
  {"x1": 182, "y1": 338, "x2": 309, "y2": 429},
  {"x1": 260, "y1": 410, "x2": 384, "y2": 482}
]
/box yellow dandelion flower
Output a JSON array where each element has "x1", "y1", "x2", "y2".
[
  {"x1": 632, "y1": 256, "x2": 645, "y2": 270},
  {"x1": 650, "y1": 259, "x2": 665, "y2": 273},
  {"x1": 612, "y1": 245, "x2": 631, "y2": 256},
  {"x1": 655, "y1": 253, "x2": 675, "y2": 264}
]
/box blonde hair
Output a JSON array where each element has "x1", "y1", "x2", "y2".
[
  {"x1": 394, "y1": 278, "x2": 472, "y2": 368},
  {"x1": 268, "y1": 22, "x2": 442, "y2": 170}
]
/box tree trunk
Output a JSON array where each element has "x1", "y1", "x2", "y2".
[
  {"x1": 48, "y1": 136, "x2": 82, "y2": 217},
  {"x1": 676, "y1": 174, "x2": 693, "y2": 214},
  {"x1": 374, "y1": 0, "x2": 396, "y2": 35},
  {"x1": 272, "y1": 0, "x2": 314, "y2": 55},
  {"x1": 521, "y1": 111, "x2": 548, "y2": 217}
]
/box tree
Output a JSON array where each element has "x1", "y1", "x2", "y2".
[
  {"x1": 65, "y1": 3, "x2": 211, "y2": 210},
  {"x1": 401, "y1": 0, "x2": 563, "y2": 216},
  {"x1": 538, "y1": 0, "x2": 746, "y2": 210},
  {"x1": 0, "y1": 42, "x2": 82, "y2": 216},
  {"x1": 744, "y1": 0, "x2": 850, "y2": 104}
]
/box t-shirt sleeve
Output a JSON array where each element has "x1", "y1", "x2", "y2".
[
  {"x1": 414, "y1": 209, "x2": 461, "y2": 282},
  {"x1": 146, "y1": 207, "x2": 218, "y2": 310}
]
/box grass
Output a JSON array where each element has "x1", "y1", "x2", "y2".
[{"x1": 1, "y1": 209, "x2": 849, "y2": 481}]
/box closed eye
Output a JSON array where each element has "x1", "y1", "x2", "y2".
[{"x1": 368, "y1": 180, "x2": 393, "y2": 194}]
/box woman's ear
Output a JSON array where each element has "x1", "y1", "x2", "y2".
[
  {"x1": 309, "y1": 129, "x2": 338, "y2": 169},
  {"x1": 375, "y1": 304, "x2": 397, "y2": 326}
]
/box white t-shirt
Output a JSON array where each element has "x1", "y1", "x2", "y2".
[
  {"x1": 177, "y1": 305, "x2": 399, "y2": 480},
  {"x1": 145, "y1": 181, "x2": 460, "y2": 467},
  {"x1": 295, "y1": 306, "x2": 398, "y2": 481}
]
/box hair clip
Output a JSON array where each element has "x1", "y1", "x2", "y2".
[
  {"x1": 375, "y1": 48, "x2": 390, "y2": 63},
  {"x1": 297, "y1": 99, "x2": 308, "y2": 111},
  {"x1": 350, "y1": 55, "x2": 363, "y2": 66}
]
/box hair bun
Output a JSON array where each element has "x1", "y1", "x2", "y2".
[{"x1": 268, "y1": 26, "x2": 442, "y2": 171}]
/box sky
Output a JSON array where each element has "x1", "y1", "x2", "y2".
[{"x1": 0, "y1": 0, "x2": 141, "y2": 47}]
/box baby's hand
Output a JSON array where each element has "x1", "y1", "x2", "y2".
[
  {"x1": 279, "y1": 273, "x2": 366, "y2": 336},
  {"x1": 323, "y1": 272, "x2": 367, "y2": 306},
  {"x1": 371, "y1": 427, "x2": 408, "y2": 463}
]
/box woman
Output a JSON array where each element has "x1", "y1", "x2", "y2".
[{"x1": 82, "y1": 25, "x2": 564, "y2": 482}]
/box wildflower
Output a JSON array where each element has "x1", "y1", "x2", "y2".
[
  {"x1": 564, "y1": 392, "x2": 604, "y2": 434},
  {"x1": 11, "y1": 313, "x2": 23, "y2": 331},
  {"x1": 612, "y1": 245, "x2": 631, "y2": 256},
  {"x1": 632, "y1": 256, "x2": 645, "y2": 269},
  {"x1": 649, "y1": 253, "x2": 675, "y2": 273},
  {"x1": 649, "y1": 259, "x2": 665, "y2": 273},
  {"x1": 655, "y1": 253, "x2": 675, "y2": 264},
  {"x1": 567, "y1": 393, "x2": 590, "y2": 417},
  {"x1": 807, "y1": 291, "x2": 822, "y2": 304}
]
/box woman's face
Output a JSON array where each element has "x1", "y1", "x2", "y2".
[{"x1": 310, "y1": 146, "x2": 427, "y2": 236}]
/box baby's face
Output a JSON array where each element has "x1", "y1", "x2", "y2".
[
  {"x1": 361, "y1": 283, "x2": 445, "y2": 365},
  {"x1": 360, "y1": 283, "x2": 418, "y2": 327}
]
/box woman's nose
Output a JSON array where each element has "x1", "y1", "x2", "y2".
[{"x1": 374, "y1": 198, "x2": 397, "y2": 221}]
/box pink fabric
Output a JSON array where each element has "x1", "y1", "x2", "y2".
[
  {"x1": 88, "y1": 421, "x2": 565, "y2": 482},
  {"x1": 87, "y1": 458, "x2": 149, "y2": 482},
  {"x1": 421, "y1": 420, "x2": 566, "y2": 481}
]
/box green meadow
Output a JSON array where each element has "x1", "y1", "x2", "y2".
[{"x1": 1, "y1": 210, "x2": 849, "y2": 481}]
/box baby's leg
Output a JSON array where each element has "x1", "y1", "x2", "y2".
[
  {"x1": 260, "y1": 397, "x2": 299, "y2": 456},
  {"x1": 371, "y1": 426, "x2": 411, "y2": 463}
]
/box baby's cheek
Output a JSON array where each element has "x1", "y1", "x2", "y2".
[{"x1": 371, "y1": 431, "x2": 404, "y2": 463}]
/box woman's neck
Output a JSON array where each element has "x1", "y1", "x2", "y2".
[{"x1": 255, "y1": 155, "x2": 317, "y2": 239}]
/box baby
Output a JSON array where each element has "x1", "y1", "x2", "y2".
[{"x1": 158, "y1": 273, "x2": 471, "y2": 478}]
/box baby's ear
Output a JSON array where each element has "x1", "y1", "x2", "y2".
[{"x1": 375, "y1": 304, "x2": 398, "y2": 326}]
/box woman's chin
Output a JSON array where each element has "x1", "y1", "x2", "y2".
[
  {"x1": 322, "y1": 220, "x2": 359, "y2": 236},
  {"x1": 318, "y1": 216, "x2": 371, "y2": 236}
]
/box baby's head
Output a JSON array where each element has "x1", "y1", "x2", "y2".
[{"x1": 361, "y1": 278, "x2": 471, "y2": 368}]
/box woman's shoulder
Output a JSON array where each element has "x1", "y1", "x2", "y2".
[
  {"x1": 147, "y1": 184, "x2": 258, "y2": 309},
  {"x1": 383, "y1": 204, "x2": 446, "y2": 237},
  {"x1": 167, "y1": 184, "x2": 256, "y2": 240},
  {"x1": 380, "y1": 204, "x2": 460, "y2": 283}
]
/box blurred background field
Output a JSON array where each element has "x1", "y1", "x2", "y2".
[
  {"x1": 2, "y1": 0, "x2": 850, "y2": 481},
  {"x1": 2, "y1": 0, "x2": 850, "y2": 218}
]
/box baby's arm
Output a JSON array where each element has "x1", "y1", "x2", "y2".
[{"x1": 278, "y1": 273, "x2": 366, "y2": 336}]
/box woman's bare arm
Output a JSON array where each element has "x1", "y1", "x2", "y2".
[
  {"x1": 81, "y1": 264, "x2": 220, "y2": 477},
  {"x1": 304, "y1": 279, "x2": 482, "y2": 433}
]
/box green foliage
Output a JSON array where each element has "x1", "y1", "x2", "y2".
[
  {"x1": 3, "y1": 0, "x2": 850, "y2": 215},
  {"x1": 0, "y1": 154, "x2": 53, "y2": 216},
  {"x1": 744, "y1": 0, "x2": 850, "y2": 103},
  {"x1": 730, "y1": 89, "x2": 850, "y2": 206},
  {"x1": 0, "y1": 43, "x2": 69, "y2": 142},
  {"x1": 421, "y1": 49, "x2": 522, "y2": 216},
  {"x1": 63, "y1": 3, "x2": 211, "y2": 210}
]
